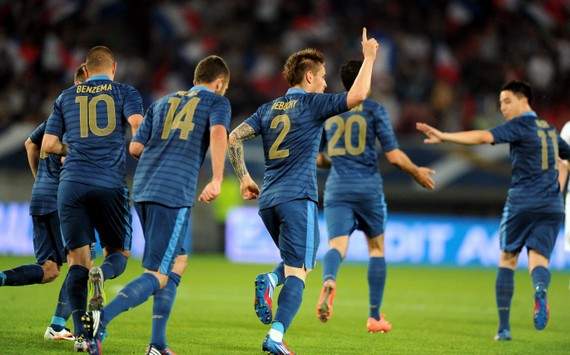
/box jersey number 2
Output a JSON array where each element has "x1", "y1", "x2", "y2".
[
  {"x1": 161, "y1": 96, "x2": 200, "y2": 140},
  {"x1": 269, "y1": 114, "x2": 291, "y2": 159},
  {"x1": 76, "y1": 94, "x2": 116, "y2": 137}
]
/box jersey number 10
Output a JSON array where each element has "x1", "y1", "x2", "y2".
[{"x1": 76, "y1": 94, "x2": 116, "y2": 138}]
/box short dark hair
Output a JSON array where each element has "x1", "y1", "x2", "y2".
[
  {"x1": 282, "y1": 48, "x2": 325, "y2": 86},
  {"x1": 340, "y1": 60, "x2": 362, "y2": 91},
  {"x1": 85, "y1": 46, "x2": 115, "y2": 71},
  {"x1": 194, "y1": 55, "x2": 230, "y2": 84},
  {"x1": 74, "y1": 64, "x2": 87, "y2": 83},
  {"x1": 501, "y1": 80, "x2": 533, "y2": 104}
]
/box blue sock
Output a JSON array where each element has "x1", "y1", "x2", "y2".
[
  {"x1": 270, "y1": 262, "x2": 285, "y2": 287},
  {"x1": 531, "y1": 266, "x2": 550, "y2": 291},
  {"x1": 323, "y1": 248, "x2": 343, "y2": 282},
  {"x1": 151, "y1": 273, "x2": 181, "y2": 350},
  {"x1": 51, "y1": 275, "x2": 72, "y2": 331},
  {"x1": 100, "y1": 252, "x2": 128, "y2": 280},
  {"x1": 102, "y1": 273, "x2": 160, "y2": 328},
  {"x1": 496, "y1": 267, "x2": 514, "y2": 331},
  {"x1": 368, "y1": 257, "x2": 386, "y2": 320},
  {"x1": 67, "y1": 265, "x2": 89, "y2": 337},
  {"x1": 273, "y1": 276, "x2": 304, "y2": 332},
  {"x1": 0, "y1": 264, "x2": 44, "y2": 286}
]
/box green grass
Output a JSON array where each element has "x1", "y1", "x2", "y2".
[{"x1": 0, "y1": 256, "x2": 569, "y2": 354}]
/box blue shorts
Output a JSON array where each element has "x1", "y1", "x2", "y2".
[
  {"x1": 324, "y1": 198, "x2": 386, "y2": 239},
  {"x1": 135, "y1": 202, "x2": 191, "y2": 275},
  {"x1": 499, "y1": 209, "x2": 563, "y2": 259},
  {"x1": 259, "y1": 199, "x2": 319, "y2": 269},
  {"x1": 32, "y1": 211, "x2": 66, "y2": 265},
  {"x1": 58, "y1": 181, "x2": 132, "y2": 251}
]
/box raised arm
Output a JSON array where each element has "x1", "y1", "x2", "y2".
[
  {"x1": 228, "y1": 122, "x2": 260, "y2": 200},
  {"x1": 385, "y1": 149, "x2": 435, "y2": 190},
  {"x1": 416, "y1": 123, "x2": 494, "y2": 145},
  {"x1": 198, "y1": 125, "x2": 228, "y2": 203},
  {"x1": 25, "y1": 138, "x2": 41, "y2": 178},
  {"x1": 346, "y1": 28, "x2": 379, "y2": 109}
]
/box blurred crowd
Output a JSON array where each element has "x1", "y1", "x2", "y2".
[{"x1": 1, "y1": 0, "x2": 570, "y2": 133}]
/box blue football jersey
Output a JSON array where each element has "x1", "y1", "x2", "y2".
[
  {"x1": 490, "y1": 111, "x2": 570, "y2": 213},
  {"x1": 132, "y1": 86, "x2": 231, "y2": 208},
  {"x1": 45, "y1": 75, "x2": 144, "y2": 188},
  {"x1": 28, "y1": 121, "x2": 61, "y2": 215},
  {"x1": 323, "y1": 99, "x2": 398, "y2": 203},
  {"x1": 245, "y1": 88, "x2": 348, "y2": 210}
]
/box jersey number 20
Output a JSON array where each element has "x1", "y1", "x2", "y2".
[{"x1": 326, "y1": 115, "x2": 366, "y2": 156}]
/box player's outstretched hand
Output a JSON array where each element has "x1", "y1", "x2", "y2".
[
  {"x1": 198, "y1": 179, "x2": 221, "y2": 203},
  {"x1": 416, "y1": 122, "x2": 444, "y2": 144},
  {"x1": 414, "y1": 167, "x2": 436, "y2": 190},
  {"x1": 361, "y1": 27, "x2": 379, "y2": 60},
  {"x1": 240, "y1": 175, "x2": 260, "y2": 200}
]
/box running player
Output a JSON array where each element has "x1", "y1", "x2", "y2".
[
  {"x1": 316, "y1": 60, "x2": 435, "y2": 332},
  {"x1": 228, "y1": 28, "x2": 379, "y2": 354},
  {"x1": 82, "y1": 55, "x2": 231, "y2": 355},
  {"x1": 42, "y1": 46, "x2": 143, "y2": 351},
  {"x1": 416, "y1": 80, "x2": 570, "y2": 340}
]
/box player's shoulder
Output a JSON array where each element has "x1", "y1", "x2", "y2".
[
  {"x1": 362, "y1": 99, "x2": 385, "y2": 113},
  {"x1": 112, "y1": 81, "x2": 140, "y2": 95}
]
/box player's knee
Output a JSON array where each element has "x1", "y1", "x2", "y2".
[
  {"x1": 367, "y1": 235, "x2": 385, "y2": 257},
  {"x1": 499, "y1": 252, "x2": 518, "y2": 269},
  {"x1": 172, "y1": 256, "x2": 188, "y2": 276},
  {"x1": 41, "y1": 261, "x2": 60, "y2": 283},
  {"x1": 329, "y1": 236, "x2": 349, "y2": 258}
]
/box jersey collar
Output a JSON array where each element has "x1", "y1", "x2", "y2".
[
  {"x1": 191, "y1": 85, "x2": 214, "y2": 93},
  {"x1": 286, "y1": 87, "x2": 306, "y2": 95},
  {"x1": 519, "y1": 111, "x2": 537, "y2": 118},
  {"x1": 86, "y1": 74, "x2": 111, "y2": 82}
]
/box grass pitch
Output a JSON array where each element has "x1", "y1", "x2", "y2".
[{"x1": 0, "y1": 255, "x2": 568, "y2": 354}]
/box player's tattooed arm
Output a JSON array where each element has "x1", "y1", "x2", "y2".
[{"x1": 228, "y1": 122, "x2": 257, "y2": 180}]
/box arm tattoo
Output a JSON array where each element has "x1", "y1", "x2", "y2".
[{"x1": 228, "y1": 123, "x2": 257, "y2": 180}]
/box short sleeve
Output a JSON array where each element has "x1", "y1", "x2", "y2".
[
  {"x1": 29, "y1": 121, "x2": 47, "y2": 145},
  {"x1": 560, "y1": 121, "x2": 570, "y2": 144},
  {"x1": 209, "y1": 96, "x2": 231, "y2": 131},
  {"x1": 489, "y1": 119, "x2": 525, "y2": 144},
  {"x1": 133, "y1": 103, "x2": 154, "y2": 144},
  {"x1": 558, "y1": 135, "x2": 570, "y2": 160},
  {"x1": 373, "y1": 104, "x2": 398, "y2": 152},
  {"x1": 122, "y1": 85, "x2": 144, "y2": 118},
  {"x1": 307, "y1": 92, "x2": 349, "y2": 121},
  {"x1": 243, "y1": 107, "x2": 263, "y2": 134},
  {"x1": 45, "y1": 94, "x2": 65, "y2": 138}
]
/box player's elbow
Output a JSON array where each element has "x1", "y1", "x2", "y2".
[
  {"x1": 481, "y1": 131, "x2": 494, "y2": 145},
  {"x1": 129, "y1": 142, "x2": 144, "y2": 159},
  {"x1": 41, "y1": 135, "x2": 59, "y2": 154},
  {"x1": 24, "y1": 138, "x2": 37, "y2": 153},
  {"x1": 346, "y1": 90, "x2": 367, "y2": 109},
  {"x1": 210, "y1": 125, "x2": 228, "y2": 141},
  {"x1": 385, "y1": 149, "x2": 402, "y2": 166},
  {"x1": 128, "y1": 114, "x2": 144, "y2": 133}
]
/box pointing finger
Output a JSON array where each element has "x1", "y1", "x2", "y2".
[{"x1": 362, "y1": 27, "x2": 367, "y2": 42}]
